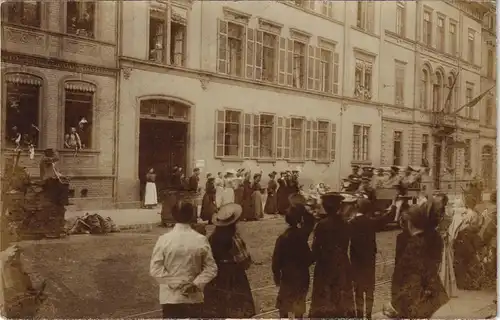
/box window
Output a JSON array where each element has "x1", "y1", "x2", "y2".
[
  {"x1": 290, "y1": 118, "x2": 304, "y2": 159},
  {"x1": 317, "y1": 121, "x2": 329, "y2": 161},
  {"x1": 353, "y1": 124, "x2": 370, "y2": 161},
  {"x1": 464, "y1": 139, "x2": 471, "y2": 169},
  {"x1": 422, "y1": 134, "x2": 429, "y2": 166},
  {"x1": 170, "y1": 7, "x2": 187, "y2": 67},
  {"x1": 261, "y1": 32, "x2": 278, "y2": 82},
  {"x1": 396, "y1": 1, "x2": 405, "y2": 37},
  {"x1": 293, "y1": 41, "x2": 307, "y2": 89},
  {"x1": 437, "y1": 17, "x2": 445, "y2": 51},
  {"x1": 445, "y1": 75, "x2": 456, "y2": 113},
  {"x1": 433, "y1": 72, "x2": 443, "y2": 111},
  {"x1": 393, "y1": 131, "x2": 403, "y2": 166},
  {"x1": 445, "y1": 137, "x2": 454, "y2": 168},
  {"x1": 420, "y1": 69, "x2": 429, "y2": 109},
  {"x1": 357, "y1": 1, "x2": 375, "y2": 32},
  {"x1": 466, "y1": 84, "x2": 473, "y2": 118},
  {"x1": 4, "y1": 76, "x2": 41, "y2": 148},
  {"x1": 259, "y1": 114, "x2": 274, "y2": 158},
  {"x1": 2, "y1": 1, "x2": 41, "y2": 28},
  {"x1": 395, "y1": 62, "x2": 405, "y2": 105},
  {"x1": 217, "y1": 20, "x2": 244, "y2": 76},
  {"x1": 320, "y1": 49, "x2": 332, "y2": 92},
  {"x1": 468, "y1": 29, "x2": 475, "y2": 64},
  {"x1": 215, "y1": 110, "x2": 241, "y2": 157},
  {"x1": 149, "y1": 5, "x2": 187, "y2": 66},
  {"x1": 486, "y1": 99, "x2": 493, "y2": 126},
  {"x1": 64, "y1": 83, "x2": 95, "y2": 149},
  {"x1": 67, "y1": 1, "x2": 95, "y2": 38},
  {"x1": 321, "y1": 1, "x2": 333, "y2": 18},
  {"x1": 423, "y1": 11, "x2": 432, "y2": 46},
  {"x1": 354, "y1": 58, "x2": 373, "y2": 100},
  {"x1": 449, "y1": 22, "x2": 457, "y2": 56},
  {"x1": 487, "y1": 49, "x2": 494, "y2": 78}
]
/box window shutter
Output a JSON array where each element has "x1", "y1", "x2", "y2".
[
  {"x1": 307, "y1": 46, "x2": 315, "y2": 90},
  {"x1": 217, "y1": 19, "x2": 228, "y2": 74},
  {"x1": 314, "y1": 47, "x2": 321, "y2": 91},
  {"x1": 254, "y1": 30, "x2": 263, "y2": 81},
  {"x1": 312, "y1": 120, "x2": 318, "y2": 160},
  {"x1": 306, "y1": 120, "x2": 312, "y2": 159},
  {"x1": 284, "y1": 117, "x2": 291, "y2": 159},
  {"x1": 367, "y1": 1, "x2": 375, "y2": 32},
  {"x1": 286, "y1": 39, "x2": 293, "y2": 86},
  {"x1": 332, "y1": 52, "x2": 339, "y2": 94},
  {"x1": 243, "y1": 113, "x2": 252, "y2": 158},
  {"x1": 246, "y1": 28, "x2": 255, "y2": 79},
  {"x1": 276, "y1": 116, "x2": 284, "y2": 159},
  {"x1": 252, "y1": 114, "x2": 260, "y2": 158},
  {"x1": 330, "y1": 123, "x2": 336, "y2": 161},
  {"x1": 278, "y1": 37, "x2": 286, "y2": 85},
  {"x1": 215, "y1": 110, "x2": 225, "y2": 157}
]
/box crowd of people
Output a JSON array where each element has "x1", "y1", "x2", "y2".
[{"x1": 149, "y1": 166, "x2": 496, "y2": 319}]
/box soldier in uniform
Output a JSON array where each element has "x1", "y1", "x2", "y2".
[
  {"x1": 347, "y1": 165, "x2": 362, "y2": 192},
  {"x1": 361, "y1": 166, "x2": 375, "y2": 179},
  {"x1": 373, "y1": 168, "x2": 386, "y2": 188}
]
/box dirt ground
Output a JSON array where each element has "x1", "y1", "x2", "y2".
[{"x1": 20, "y1": 217, "x2": 399, "y2": 318}]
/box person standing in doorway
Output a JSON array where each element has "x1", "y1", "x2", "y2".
[
  {"x1": 150, "y1": 202, "x2": 217, "y2": 318},
  {"x1": 144, "y1": 168, "x2": 158, "y2": 209}
]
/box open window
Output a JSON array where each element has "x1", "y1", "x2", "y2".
[
  {"x1": 2, "y1": 1, "x2": 41, "y2": 28},
  {"x1": 67, "y1": 1, "x2": 95, "y2": 38},
  {"x1": 64, "y1": 82, "x2": 95, "y2": 150}
]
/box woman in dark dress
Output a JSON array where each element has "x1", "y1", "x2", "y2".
[
  {"x1": 272, "y1": 203, "x2": 315, "y2": 318},
  {"x1": 250, "y1": 173, "x2": 264, "y2": 220},
  {"x1": 200, "y1": 174, "x2": 216, "y2": 224},
  {"x1": 264, "y1": 171, "x2": 278, "y2": 214},
  {"x1": 309, "y1": 193, "x2": 355, "y2": 318},
  {"x1": 203, "y1": 203, "x2": 256, "y2": 318},
  {"x1": 241, "y1": 172, "x2": 254, "y2": 221},
  {"x1": 277, "y1": 172, "x2": 288, "y2": 215},
  {"x1": 234, "y1": 171, "x2": 244, "y2": 206}
]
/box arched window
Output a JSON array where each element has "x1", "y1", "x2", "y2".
[
  {"x1": 420, "y1": 69, "x2": 429, "y2": 109},
  {"x1": 433, "y1": 72, "x2": 443, "y2": 111},
  {"x1": 4, "y1": 73, "x2": 42, "y2": 148},
  {"x1": 446, "y1": 75, "x2": 455, "y2": 113}
]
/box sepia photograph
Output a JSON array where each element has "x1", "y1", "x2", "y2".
[{"x1": 0, "y1": 0, "x2": 497, "y2": 318}]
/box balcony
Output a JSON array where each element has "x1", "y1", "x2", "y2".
[
  {"x1": 431, "y1": 111, "x2": 456, "y2": 137},
  {"x1": 1, "y1": 23, "x2": 116, "y2": 68}
]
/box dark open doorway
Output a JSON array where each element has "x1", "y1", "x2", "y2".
[{"x1": 139, "y1": 118, "x2": 188, "y2": 197}]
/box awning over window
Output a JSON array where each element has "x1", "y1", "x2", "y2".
[
  {"x1": 5, "y1": 73, "x2": 42, "y2": 86},
  {"x1": 65, "y1": 81, "x2": 96, "y2": 92}
]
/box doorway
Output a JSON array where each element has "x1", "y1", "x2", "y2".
[{"x1": 139, "y1": 118, "x2": 188, "y2": 196}]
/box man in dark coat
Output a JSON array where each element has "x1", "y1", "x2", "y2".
[
  {"x1": 347, "y1": 165, "x2": 362, "y2": 192},
  {"x1": 390, "y1": 204, "x2": 448, "y2": 318},
  {"x1": 309, "y1": 192, "x2": 355, "y2": 318},
  {"x1": 349, "y1": 199, "x2": 393, "y2": 319},
  {"x1": 188, "y1": 168, "x2": 201, "y2": 192}
]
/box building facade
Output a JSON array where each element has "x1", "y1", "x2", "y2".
[
  {"x1": 1, "y1": 1, "x2": 118, "y2": 208},
  {"x1": 3, "y1": 0, "x2": 494, "y2": 209}
]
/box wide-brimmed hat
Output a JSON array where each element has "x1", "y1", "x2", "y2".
[
  {"x1": 212, "y1": 203, "x2": 242, "y2": 226},
  {"x1": 224, "y1": 169, "x2": 237, "y2": 178}
]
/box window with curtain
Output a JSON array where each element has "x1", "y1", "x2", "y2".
[
  {"x1": 486, "y1": 99, "x2": 493, "y2": 126},
  {"x1": 64, "y1": 87, "x2": 94, "y2": 149},
  {"x1": 353, "y1": 124, "x2": 370, "y2": 161},
  {"x1": 449, "y1": 22, "x2": 457, "y2": 55},
  {"x1": 227, "y1": 23, "x2": 244, "y2": 77},
  {"x1": 393, "y1": 131, "x2": 402, "y2": 166},
  {"x1": 170, "y1": 20, "x2": 186, "y2": 66},
  {"x1": 354, "y1": 58, "x2": 373, "y2": 100},
  {"x1": 421, "y1": 134, "x2": 429, "y2": 166},
  {"x1": 423, "y1": 11, "x2": 432, "y2": 46},
  {"x1": 2, "y1": 1, "x2": 41, "y2": 28},
  {"x1": 293, "y1": 41, "x2": 306, "y2": 89},
  {"x1": 420, "y1": 69, "x2": 429, "y2": 109},
  {"x1": 465, "y1": 84, "x2": 474, "y2": 118},
  {"x1": 433, "y1": 72, "x2": 443, "y2": 111},
  {"x1": 464, "y1": 139, "x2": 471, "y2": 169},
  {"x1": 262, "y1": 32, "x2": 277, "y2": 82},
  {"x1": 437, "y1": 17, "x2": 445, "y2": 51},
  {"x1": 223, "y1": 110, "x2": 241, "y2": 157},
  {"x1": 149, "y1": 10, "x2": 166, "y2": 63},
  {"x1": 259, "y1": 114, "x2": 274, "y2": 158},
  {"x1": 317, "y1": 121, "x2": 329, "y2": 161},
  {"x1": 396, "y1": 1, "x2": 405, "y2": 36},
  {"x1": 395, "y1": 62, "x2": 405, "y2": 105},
  {"x1": 290, "y1": 118, "x2": 304, "y2": 159},
  {"x1": 468, "y1": 29, "x2": 475, "y2": 64},
  {"x1": 320, "y1": 49, "x2": 332, "y2": 93}
]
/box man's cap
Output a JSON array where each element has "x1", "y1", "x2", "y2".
[{"x1": 362, "y1": 166, "x2": 374, "y2": 171}]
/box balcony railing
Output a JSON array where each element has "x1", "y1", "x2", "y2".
[{"x1": 431, "y1": 111, "x2": 456, "y2": 136}]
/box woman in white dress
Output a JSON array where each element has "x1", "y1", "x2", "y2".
[
  {"x1": 144, "y1": 168, "x2": 158, "y2": 209},
  {"x1": 215, "y1": 169, "x2": 236, "y2": 210}
]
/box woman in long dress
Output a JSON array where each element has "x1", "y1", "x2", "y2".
[
  {"x1": 144, "y1": 168, "x2": 158, "y2": 209},
  {"x1": 203, "y1": 203, "x2": 256, "y2": 318},
  {"x1": 250, "y1": 173, "x2": 264, "y2": 220},
  {"x1": 264, "y1": 171, "x2": 278, "y2": 214},
  {"x1": 277, "y1": 172, "x2": 288, "y2": 215},
  {"x1": 201, "y1": 174, "x2": 216, "y2": 224},
  {"x1": 241, "y1": 172, "x2": 254, "y2": 220}
]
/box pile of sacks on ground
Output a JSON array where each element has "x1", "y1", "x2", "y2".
[{"x1": 64, "y1": 213, "x2": 120, "y2": 235}]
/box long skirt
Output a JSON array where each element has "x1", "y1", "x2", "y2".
[
  {"x1": 439, "y1": 238, "x2": 458, "y2": 297},
  {"x1": 203, "y1": 263, "x2": 256, "y2": 318},
  {"x1": 264, "y1": 193, "x2": 278, "y2": 214},
  {"x1": 252, "y1": 191, "x2": 263, "y2": 220},
  {"x1": 144, "y1": 182, "x2": 158, "y2": 206},
  {"x1": 200, "y1": 193, "x2": 216, "y2": 222}
]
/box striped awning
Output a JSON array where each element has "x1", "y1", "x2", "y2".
[
  {"x1": 5, "y1": 73, "x2": 42, "y2": 86},
  {"x1": 64, "y1": 81, "x2": 96, "y2": 92}
]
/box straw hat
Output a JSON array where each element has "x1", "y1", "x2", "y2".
[{"x1": 212, "y1": 203, "x2": 242, "y2": 226}]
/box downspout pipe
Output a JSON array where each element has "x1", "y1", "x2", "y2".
[
  {"x1": 112, "y1": 0, "x2": 123, "y2": 207},
  {"x1": 337, "y1": 1, "x2": 348, "y2": 186},
  {"x1": 412, "y1": 1, "x2": 420, "y2": 167}
]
